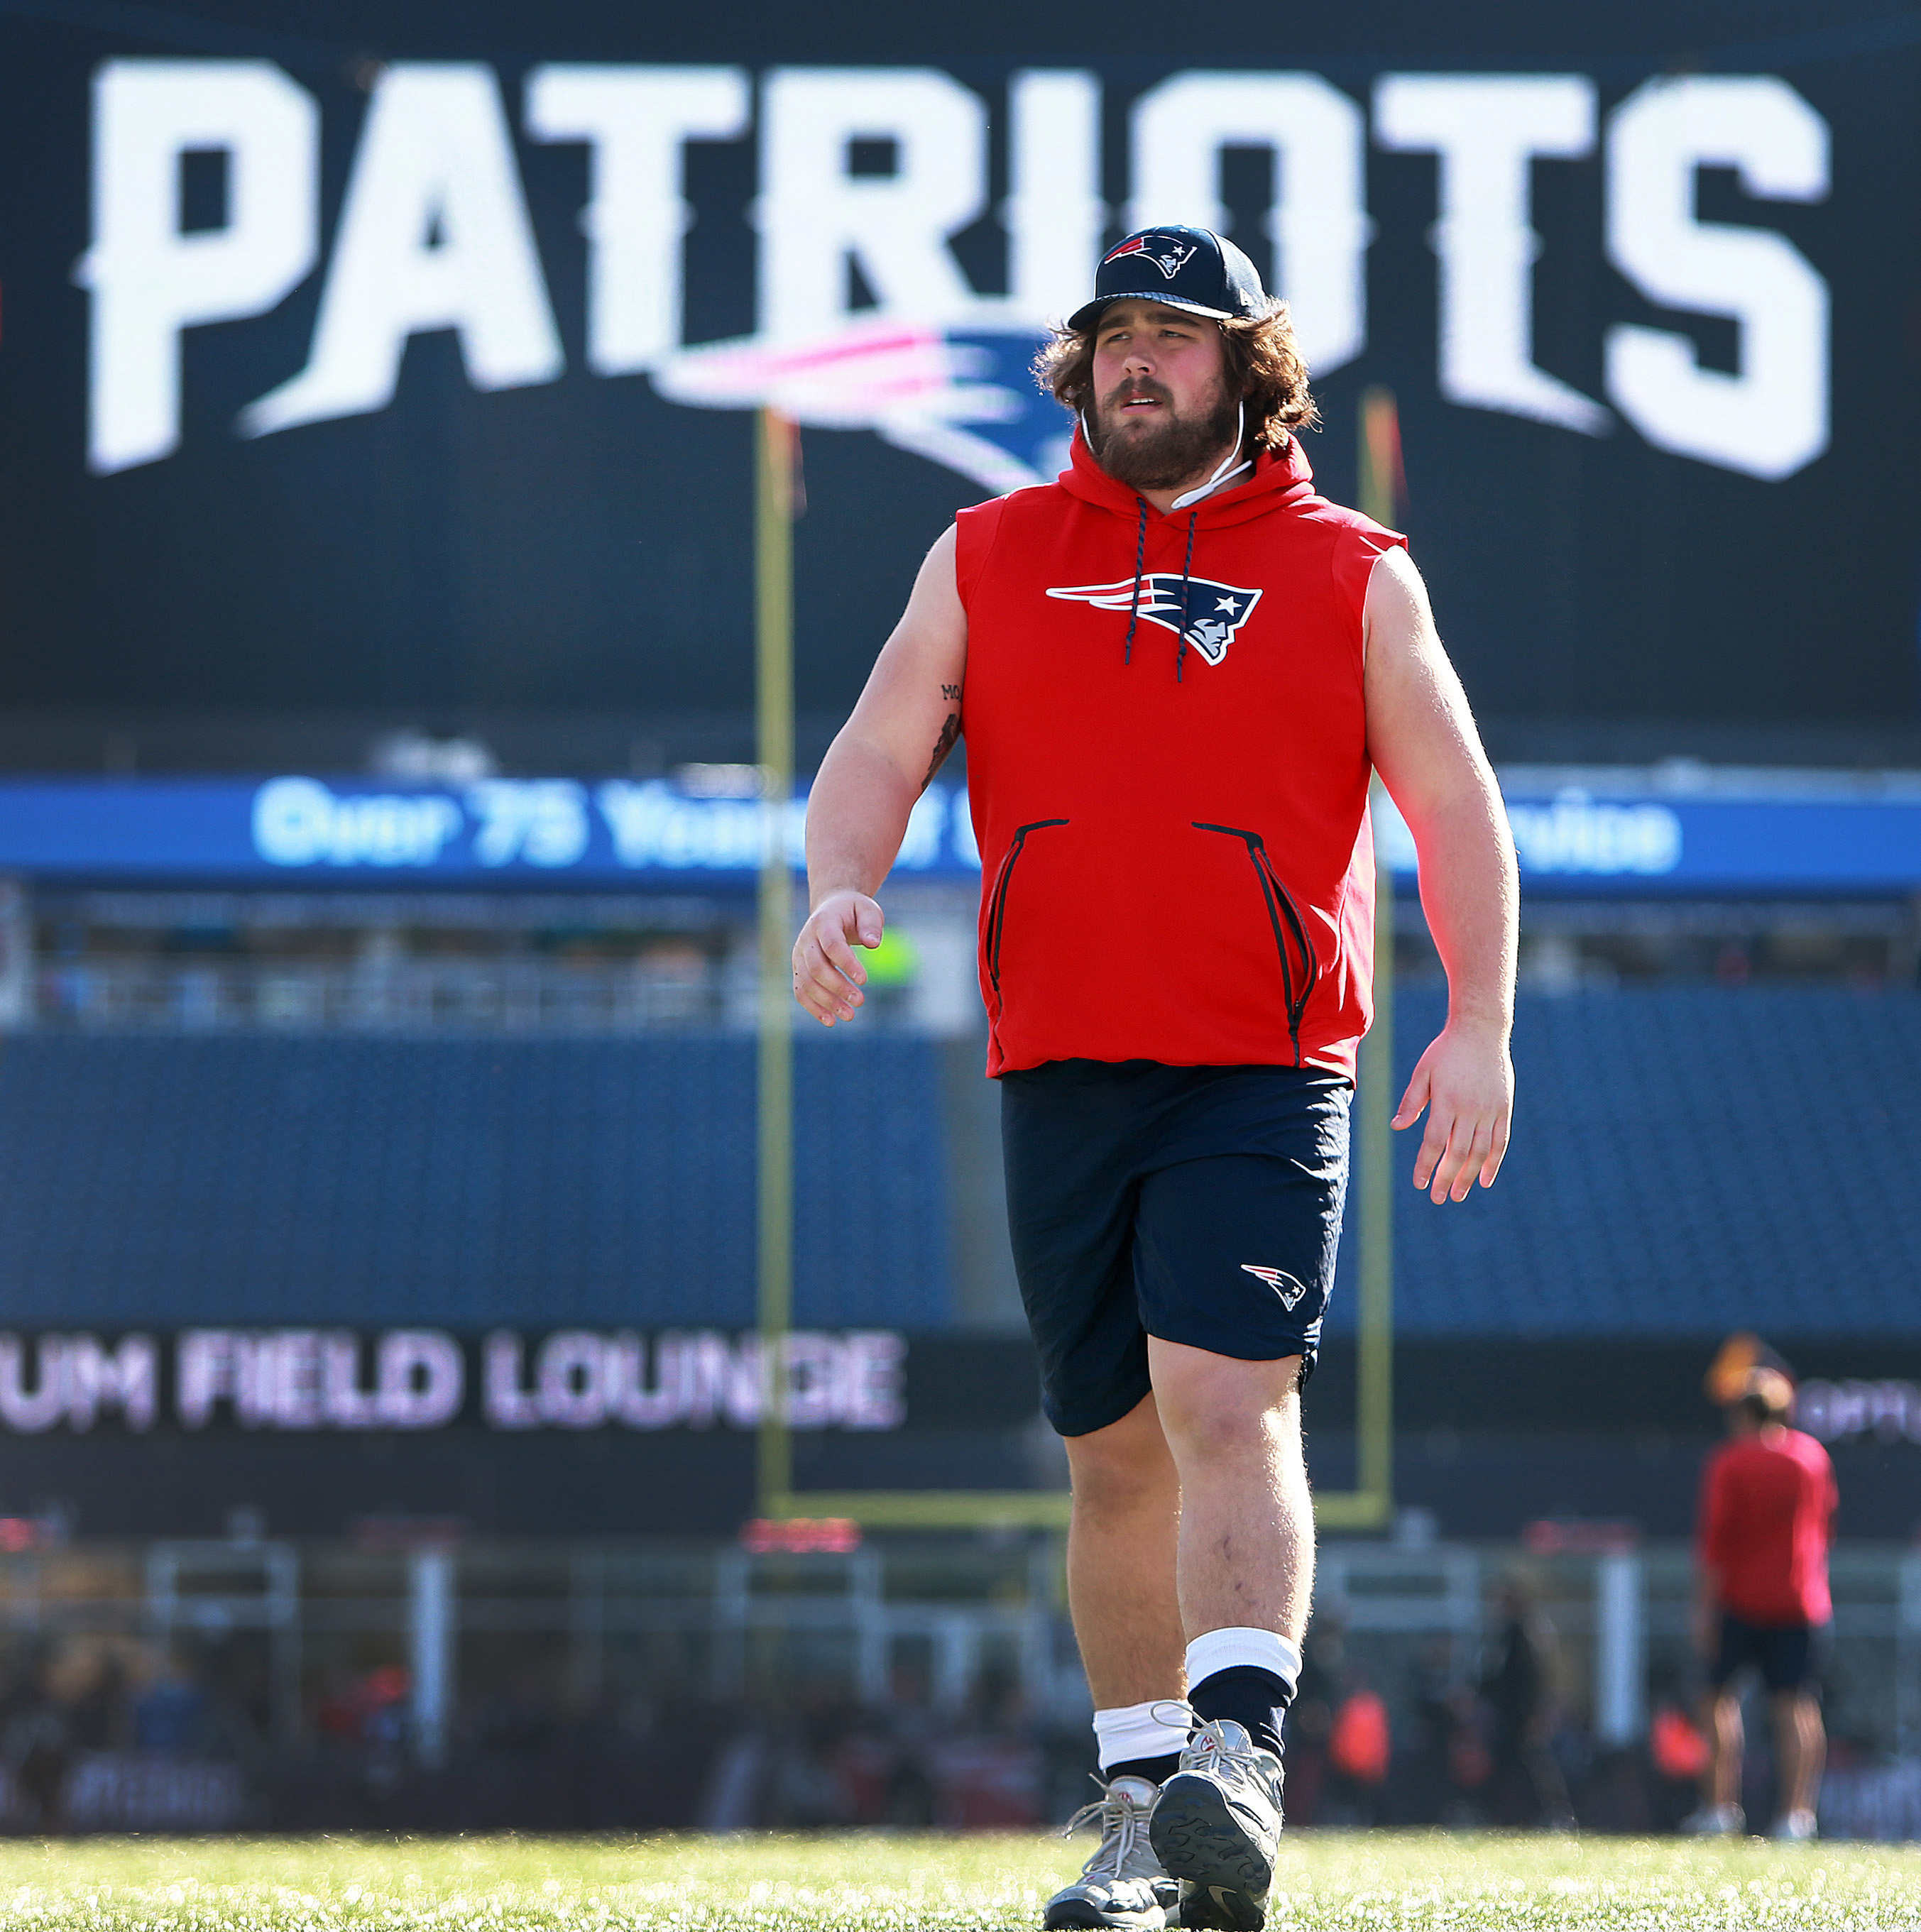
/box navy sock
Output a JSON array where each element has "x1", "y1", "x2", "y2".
[
  {"x1": 1105, "y1": 1752, "x2": 1181, "y2": 1788},
  {"x1": 1188, "y1": 1666, "x2": 1289, "y2": 1761}
]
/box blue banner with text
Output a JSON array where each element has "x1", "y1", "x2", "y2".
[{"x1": 0, "y1": 776, "x2": 1915, "y2": 896}]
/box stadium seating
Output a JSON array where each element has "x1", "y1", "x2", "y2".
[
  {"x1": 1, "y1": 987, "x2": 1917, "y2": 1337},
  {"x1": 1332, "y1": 986, "x2": 1921, "y2": 1336},
  {"x1": 0, "y1": 1033, "x2": 952, "y2": 1329}
]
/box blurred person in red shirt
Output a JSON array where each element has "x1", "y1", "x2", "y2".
[{"x1": 1682, "y1": 1369, "x2": 1836, "y2": 1841}]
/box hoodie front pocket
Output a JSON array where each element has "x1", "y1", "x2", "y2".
[
  {"x1": 1191, "y1": 821, "x2": 1319, "y2": 1063},
  {"x1": 985, "y1": 818, "x2": 1070, "y2": 994}
]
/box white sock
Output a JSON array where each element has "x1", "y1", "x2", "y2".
[
  {"x1": 1184, "y1": 1627, "x2": 1303, "y2": 1701},
  {"x1": 1093, "y1": 1698, "x2": 1192, "y2": 1774}
]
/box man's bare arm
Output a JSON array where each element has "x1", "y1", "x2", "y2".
[
  {"x1": 1363, "y1": 543, "x2": 1518, "y2": 1202},
  {"x1": 793, "y1": 525, "x2": 967, "y2": 1026}
]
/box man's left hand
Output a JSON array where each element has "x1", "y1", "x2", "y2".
[{"x1": 1391, "y1": 1018, "x2": 1514, "y2": 1203}]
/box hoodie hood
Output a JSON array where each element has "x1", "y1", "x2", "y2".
[
  {"x1": 1059, "y1": 419, "x2": 1320, "y2": 529},
  {"x1": 1057, "y1": 421, "x2": 1323, "y2": 678}
]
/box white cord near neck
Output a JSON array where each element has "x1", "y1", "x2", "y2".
[
  {"x1": 1170, "y1": 402, "x2": 1250, "y2": 510},
  {"x1": 1084, "y1": 402, "x2": 1253, "y2": 510}
]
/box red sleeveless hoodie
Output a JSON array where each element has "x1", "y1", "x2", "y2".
[{"x1": 956, "y1": 429, "x2": 1403, "y2": 1080}]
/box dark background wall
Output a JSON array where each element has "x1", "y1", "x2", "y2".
[{"x1": 1, "y1": 0, "x2": 1916, "y2": 754}]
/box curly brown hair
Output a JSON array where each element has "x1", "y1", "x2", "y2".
[{"x1": 1034, "y1": 301, "x2": 1320, "y2": 451}]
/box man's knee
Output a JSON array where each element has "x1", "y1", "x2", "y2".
[
  {"x1": 1065, "y1": 1403, "x2": 1177, "y2": 1518},
  {"x1": 1152, "y1": 1347, "x2": 1302, "y2": 1464}
]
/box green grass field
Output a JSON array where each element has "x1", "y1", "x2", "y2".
[{"x1": 2, "y1": 1833, "x2": 1920, "y2": 1931}]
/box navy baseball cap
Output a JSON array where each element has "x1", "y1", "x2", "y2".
[{"x1": 1068, "y1": 224, "x2": 1274, "y2": 332}]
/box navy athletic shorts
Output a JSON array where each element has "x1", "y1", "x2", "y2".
[
  {"x1": 1000, "y1": 1058, "x2": 1352, "y2": 1438},
  {"x1": 1710, "y1": 1612, "x2": 1827, "y2": 1695}
]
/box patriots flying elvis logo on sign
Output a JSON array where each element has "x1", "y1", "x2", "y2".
[
  {"x1": 1046, "y1": 576, "x2": 1262, "y2": 666},
  {"x1": 1104, "y1": 234, "x2": 1199, "y2": 281},
  {"x1": 1240, "y1": 1264, "x2": 1308, "y2": 1310},
  {"x1": 652, "y1": 319, "x2": 1069, "y2": 495}
]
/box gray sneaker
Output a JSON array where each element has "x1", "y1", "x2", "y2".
[
  {"x1": 1147, "y1": 1719, "x2": 1284, "y2": 1931},
  {"x1": 1044, "y1": 1774, "x2": 1178, "y2": 1929},
  {"x1": 1680, "y1": 1801, "x2": 1745, "y2": 1836}
]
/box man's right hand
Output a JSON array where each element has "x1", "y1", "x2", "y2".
[{"x1": 792, "y1": 889, "x2": 885, "y2": 1025}]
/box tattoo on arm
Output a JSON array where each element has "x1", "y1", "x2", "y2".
[
  {"x1": 941, "y1": 683, "x2": 963, "y2": 701},
  {"x1": 921, "y1": 712, "x2": 961, "y2": 789}
]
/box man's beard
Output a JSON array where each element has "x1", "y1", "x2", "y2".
[{"x1": 1088, "y1": 379, "x2": 1240, "y2": 492}]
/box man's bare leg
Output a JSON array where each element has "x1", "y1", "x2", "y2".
[
  {"x1": 1692, "y1": 1689, "x2": 1718, "y2": 1817},
  {"x1": 1771, "y1": 1689, "x2": 1825, "y2": 1823},
  {"x1": 1048, "y1": 1397, "x2": 1188, "y2": 1932},
  {"x1": 1710, "y1": 1690, "x2": 1746, "y2": 1810},
  {"x1": 1148, "y1": 1339, "x2": 1312, "y2": 1645},
  {"x1": 1062, "y1": 1392, "x2": 1186, "y2": 1708},
  {"x1": 1138, "y1": 1339, "x2": 1303, "y2": 1931}
]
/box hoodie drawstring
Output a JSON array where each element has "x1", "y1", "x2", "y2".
[
  {"x1": 1175, "y1": 511, "x2": 1198, "y2": 682},
  {"x1": 1123, "y1": 497, "x2": 1148, "y2": 666},
  {"x1": 1124, "y1": 500, "x2": 1199, "y2": 680}
]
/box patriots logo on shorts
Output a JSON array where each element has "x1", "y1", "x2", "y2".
[
  {"x1": 1241, "y1": 1263, "x2": 1308, "y2": 1310},
  {"x1": 1104, "y1": 233, "x2": 1199, "y2": 280},
  {"x1": 1046, "y1": 575, "x2": 1262, "y2": 665}
]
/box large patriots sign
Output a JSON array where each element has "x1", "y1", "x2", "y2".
[{"x1": 0, "y1": 0, "x2": 1914, "y2": 729}]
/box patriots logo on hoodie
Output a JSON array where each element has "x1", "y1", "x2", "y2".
[
  {"x1": 1104, "y1": 234, "x2": 1199, "y2": 281},
  {"x1": 1046, "y1": 575, "x2": 1262, "y2": 665}
]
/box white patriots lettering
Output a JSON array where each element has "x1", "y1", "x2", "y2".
[{"x1": 1046, "y1": 573, "x2": 1263, "y2": 665}]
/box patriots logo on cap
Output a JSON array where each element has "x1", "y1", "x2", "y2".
[
  {"x1": 1240, "y1": 1263, "x2": 1308, "y2": 1310},
  {"x1": 1046, "y1": 574, "x2": 1261, "y2": 665},
  {"x1": 1103, "y1": 233, "x2": 1199, "y2": 281}
]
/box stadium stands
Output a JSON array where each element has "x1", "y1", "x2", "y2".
[
  {"x1": 0, "y1": 1033, "x2": 952, "y2": 1329},
  {"x1": 2, "y1": 986, "x2": 1917, "y2": 1339},
  {"x1": 1335, "y1": 986, "x2": 1921, "y2": 1337}
]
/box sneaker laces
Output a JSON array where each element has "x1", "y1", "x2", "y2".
[
  {"x1": 1062, "y1": 1774, "x2": 1151, "y2": 1879},
  {"x1": 1158, "y1": 1705, "x2": 1281, "y2": 1804},
  {"x1": 1154, "y1": 1698, "x2": 1243, "y2": 1772}
]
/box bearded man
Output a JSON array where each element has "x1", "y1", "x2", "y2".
[{"x1": 794, "y1": 226, "x2": 1518, "y2": 1931}]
